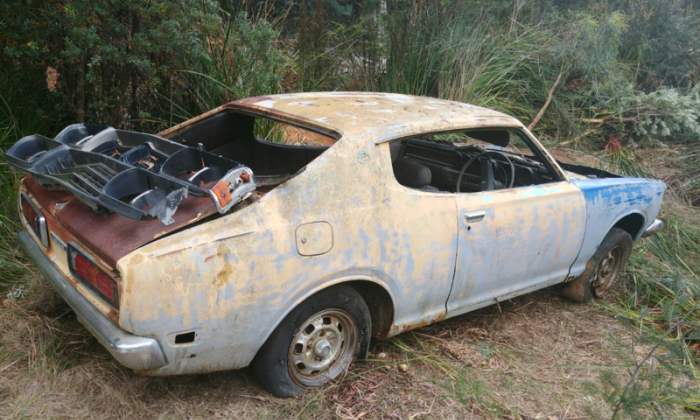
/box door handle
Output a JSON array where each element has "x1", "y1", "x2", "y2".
[{"x1": 464, "y1": 211, "x2": 486, "y2": 223}]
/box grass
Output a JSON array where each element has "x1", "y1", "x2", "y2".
[{"x1": 2, "y1": 280, "x2": 670, "y2": 418}]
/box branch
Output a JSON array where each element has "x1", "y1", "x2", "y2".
[
  {"x1": 528, "y1": 71, "x2": 562, "y2": 131},
  {"x1": 611, "y1": 300, "x2": 700, "y2": 419}
]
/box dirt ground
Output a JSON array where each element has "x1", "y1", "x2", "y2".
[{"x1": 0, "y1": 266, "x2": 649, "y2": 419}]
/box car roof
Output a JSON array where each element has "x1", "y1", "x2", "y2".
[{"x1": 226, "y1": 92, "x2": 524, "y2": 142}]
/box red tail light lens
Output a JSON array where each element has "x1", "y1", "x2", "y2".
[
  {"x1": 95, "y1": 272, "x2": 117, "y2": 302},
  {"x1": 74, "y1": 254, "x2": 91, "y2": 283},
  {"x1": 69, "y1": 246, "x2": 119, "y2": 309},
  {"x1": 21, "y1": 199, "x2": 39, "y2": 230}
]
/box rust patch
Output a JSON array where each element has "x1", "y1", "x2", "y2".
[
  {"x1": 232, "y1": 95, "x2": 273, "y2": 106},
  {"x1": 156, "y1": 106, "x2": 224, "y2": 139},
  {"x1": 211, "y1": 180, "x2": 233, "y2": 209},
  {"x1": 24, "y1": 175, "x2": 219, "y2": 267},
  {"x1": 214, "y1": 242, "x2": 233, "y2": 289},
  {"x1": 392, "y1": 312, "x2": 447, "y2": 337}
]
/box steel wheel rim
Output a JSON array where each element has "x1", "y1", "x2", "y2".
[
  {"x1": 593, "y1": 245, "x2": 623, "y2": 297},
  {"x1": 287, "y1": 309, "x2": 358, "y2": 388}
]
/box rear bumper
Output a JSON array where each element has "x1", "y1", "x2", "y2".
[
  {"x1": 642, "y1": 218, "x2": 664, "y2": 237},
  {"x1": 18, "y1": 230, "x2": 167, "y2": 371}
]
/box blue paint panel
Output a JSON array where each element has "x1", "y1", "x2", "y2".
[{"x1": 569, "y1": 177, "x2": 666, "y2": 277}]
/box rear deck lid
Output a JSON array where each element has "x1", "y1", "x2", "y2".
[{"x1": 7, "y1": 124, "x2": 255, "y2": 226}]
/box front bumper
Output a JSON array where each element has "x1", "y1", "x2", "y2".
[
  {"x1": 18, "y1": 230, "x2": 167, "y2": 371},
  {"x1": 642, "y1": 218, "x2": 664, "y2": 237}
]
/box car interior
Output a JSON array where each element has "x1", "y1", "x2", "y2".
[
  {"x1": 168, "y1": 111, "x2": 559, "y2": 194},
  {"x1": 169, "y1": 110, "x2": 336, "y2": 185},
  {"x1": 389, "y1": 129, "x2": 561, "y2": 193}
]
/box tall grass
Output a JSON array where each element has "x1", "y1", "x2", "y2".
[
  {"x1": 0, "y1": 79, "x2": 58, "y2": 294},
  {"x1": 592, "y1": 150, "x2": 700, "y2": 414},
  {"x1": 340, "y1": 5, "x2": 583, "y2": 139}
]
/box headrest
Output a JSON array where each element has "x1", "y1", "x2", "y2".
[
  {"x1": 393, "y1": 158, "x2": 431, "y2": 188},
  {"x1": 389, "y1": 142, "x2": 405, "y2": 162}
]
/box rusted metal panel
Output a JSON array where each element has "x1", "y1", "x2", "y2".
[
  {"x1": 156, "y1": 106, "x2": 224, "y2": 139},
  {"x1": 23, "y1": 175, "x2": 218, "y2": 267}
]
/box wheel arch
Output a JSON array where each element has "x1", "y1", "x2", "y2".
[
  {"x1": 611, "y1": 211, "x2": 646, "y2": 242},
  {"x1": 344, "y1": 280, "x2": 395, "y2": 340},
  {"x1": 252, "y1": 275, "x2": 397, "y2": 363}
]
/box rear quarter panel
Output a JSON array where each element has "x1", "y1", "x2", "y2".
[
  {"x1": 115, "y1": 134, "x2": 457, "y2": 376},
  {"x1": 569, "y1": 178, "x2": 666, "y2": 277}
]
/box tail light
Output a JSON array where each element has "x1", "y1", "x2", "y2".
[
  {"x1": 68, "y1": 244, "x2": 119, "y2": 308},
  {"x1": 20, "y1": 192, "x2": 49, "y2": 247}
]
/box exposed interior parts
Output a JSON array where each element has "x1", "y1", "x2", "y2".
[
  {"x1": 390, "y1": 129, "x2": 618, "y2": 193},
  {"x1": 8, "y1": 112, "x2": 336, "y2": 225}
]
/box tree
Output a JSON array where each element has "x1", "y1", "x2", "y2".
[{"x1": 0, "y1": 0, "x2": 220, "y2": 127}]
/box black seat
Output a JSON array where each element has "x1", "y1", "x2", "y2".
[{"x1": 390, "y1": 143, "x2": 436, "y2": 191}]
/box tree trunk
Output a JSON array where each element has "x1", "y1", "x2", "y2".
[
  {"x1": 76, "y1": 54, "x2": 85, "y2": 123},
  {"x1": 110, "y1": 11, "x2": 141, "y2": 126}
]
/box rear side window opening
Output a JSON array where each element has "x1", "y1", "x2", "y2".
[
  {"x1": 167, "y1": 110, "x2": 337, "y2": 187},
  {"x1": 388, "y1": 128, "x2": 562, "y2": 193}
]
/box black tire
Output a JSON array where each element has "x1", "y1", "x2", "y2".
[
  {"x1": 561, "y1": 227, "x2": 633, "y2": 303},
  {"x1": 252, "y1": 284, "x2": 371, "y2": 398}
]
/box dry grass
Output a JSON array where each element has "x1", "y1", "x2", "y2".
[{"x1": 0, "y1": 275, "x2": 665, "y2": 419}]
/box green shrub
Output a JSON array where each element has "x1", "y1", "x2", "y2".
[
  {"x1": 0, "y1": 0, "x2": 220, "y2": 129},
  {"x1": 176, "y1": 11, "x2": 294, "y2": 118},
  {"x1": 615, "y1": 86, "x2": 700, "y2": 145}
]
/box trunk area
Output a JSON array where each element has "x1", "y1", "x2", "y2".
[
  {"x1": 23, "y1": 175, "x2": 219, "y2": 267},
  {"x1": 18, "y1": 109, "x2": 335, "y2": 267}
]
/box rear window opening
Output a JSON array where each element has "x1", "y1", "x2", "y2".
[{"x1": 166, "y1": 110, "x2": 336, "y2": 190}]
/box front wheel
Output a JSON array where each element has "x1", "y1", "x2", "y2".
[
  {"x1": 561, "y1": 227, "x2": 633, "y2": 303},
  {"x1": 252, "y1": 284, "x2": 371, "y2": 398}
]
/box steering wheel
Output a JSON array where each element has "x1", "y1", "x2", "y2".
[{"x1": 456, "y1": 150, "x2": 515, "y2": 193}]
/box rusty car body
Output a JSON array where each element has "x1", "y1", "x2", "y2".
[{"x1": 11, "y1": 92, "x2": 665, "y2": 397}]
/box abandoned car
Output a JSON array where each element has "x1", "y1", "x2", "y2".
[{"x1": 10, "y1": 92, "x2": 665, "y2": 397}]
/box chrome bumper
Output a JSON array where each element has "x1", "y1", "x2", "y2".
[
  {"x1": 642, "y1": 218, "x2": 664, "y2": 237},
  {"x1": 18, "y1": 231, "x2": 167, "y2": 371}
]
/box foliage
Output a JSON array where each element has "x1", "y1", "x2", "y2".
[
  {"x1": 0, "y1": 0, "x2": 220, "y2": 128},
  {"x1": 176, "y1": 11, "x2": 294, "y2": 118},
  {"x1": 0, "y1": 73, "x2": 57, "y2": 295},
  {"x1": 615, "y1": 86, "x2": 700, "y2": 145},
  {"x1": 617, "y1": 0, "x2": 700, "y2": 88}
]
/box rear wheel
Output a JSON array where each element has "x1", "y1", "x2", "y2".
[
  {"x1": 252, "y1": 284, "x2": 371, "y2": 398},
  {"x1": 561, "y1": 228, "x2": 633, "y2": 303}
]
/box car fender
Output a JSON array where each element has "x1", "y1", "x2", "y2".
[
  {"x1": 568, "y1": 178, "x2": 666, "y2": 277},
  {"x1": 257, "y1": 269, "x2": 398, "y2": 345}
]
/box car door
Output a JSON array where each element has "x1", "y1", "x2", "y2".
[
  {"x1": 375, "y1": 142, "x2": 459, "y2": 332},
  {"x1": 446, "y1": 180, "x2": 586, "y2": 317}
]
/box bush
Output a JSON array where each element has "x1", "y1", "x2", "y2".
[
  {"x1": 176, "y1": 11, "x2": 294, "y2": 118},
  {"x1": 614, "y1": 86, "x2": 700, "y2": 145},
  {"x1": 0, "y1": 0, "x2": 220, "y2": 129}
]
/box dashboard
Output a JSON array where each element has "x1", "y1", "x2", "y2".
[{"x1": 399, "y1": 139, "x2": 557, "y2": 192}]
